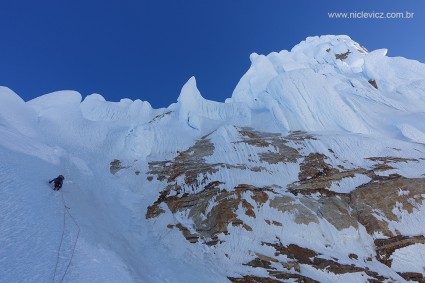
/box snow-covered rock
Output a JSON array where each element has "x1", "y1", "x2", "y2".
[{"x1": 1, "y1": 35, "x2": 425, "y2": 282}]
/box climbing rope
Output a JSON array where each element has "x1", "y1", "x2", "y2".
[
  {"x1": 59, "y1": 190, "x2": 80, "y2": 283},
  {"x1": 51, "y1": 190, "x2": 81, "y2": 283},
  {"x1": 51, "y1": 205, "x2": 66, "y2": 283}
]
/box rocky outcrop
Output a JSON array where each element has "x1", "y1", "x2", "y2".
[
  {"x1": 237, "y1": 128, "x2": 305, "y2": 164},
  {"x1": 230, "y1": 240, "x2": 389, "y2": 282},
  {"x1": 368, "y1": 79, "x2": 378, "y2": 89},
  {"x1": 351, "y1": 174, "x2": 425, "y2": 236},
  {"x1": 147, "y1": 181, "x2": 272, "y2": 245},
  {"x1": 398, "y1": 272, "x2": 425, "y2": 283},
  {"x1": 262, "y1": 241, "x2": 388, "y2": 281},
  {"x1": 374, "y1": 235, "x2": 425, "y2": 267},
  {"x1": 335, "y1": 50, "x2": 351, "y2": 61},
  {"x1": 110, "y1": 159, "x2": 128, "y2": 175},
  {"x1": 145, "y1": 127, "x2": 425, "y2": 281}
]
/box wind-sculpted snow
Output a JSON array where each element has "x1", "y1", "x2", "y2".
[
  {"x1": 230, "y1": 35, "x2": 425, "y2": 138},
  {"x1": 81, "y1": 93, "x2": 153, "y2": 122},
  {"x1": 178, "y1": 77, "x2": 251, "y2": 130},
  {"x1": 146, "y1": 127, "x2": 425, "y2": 282},
  {"x1": 0, "y1": 87, "x2": 38, "y2": 137},
  {"x1": 1, "y1": 35, "x2": 425, "y2": 282}
]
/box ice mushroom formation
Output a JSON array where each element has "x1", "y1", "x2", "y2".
[{"x1": 1, "y1": 35, "x2": 425, "y2": 282}]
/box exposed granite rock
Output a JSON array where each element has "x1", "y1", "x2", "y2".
[
  {"x1": 147, "y1": 181, "x2": 274, "y2": 245},
  {"x1": 167, "y1": 223, "x2": 199, "y2": 243},
  {"x1": 228, "y1": 276, "x2": 284, "y2": 283},
  {"x1": 264, "y1": 219, "x2": 282, "y2": 227},
  {"x1": 350, "y1": 174, "x2": 425, "y2": 236},
  {"x1": 145, "y1": 127, "x2": 425, "y2": 282},
  {"x1": 148, "y1": 138, "x2": 217, "y2": 186},
  {"x1": 236, "y1": 127, "x2": 303, "y2": 164},
  {"x1": 288, "y1": 153, "x2": 368, "y2": 195},
  {"x1": 110, "y1": 159, "x2": 129, "y2": 175},
  {"x1": 366, "y1": 156, "x2": 418, "y2": 165},
  {"x1": 148, "y1": 110, "x2": 172, "y2": 124},
  {"x1": 397, "y1": 272, "x2": 425, "y2": 283},
  {"x1": 267, "y1": 271, "x2": 319, "y2": 283},
  {"x1": 243, "y1": 256, "x2": 276, "y2": 270},
  {"x1": 263, "y1": 241, "x2": 389, "y2": 282},
  {"x1": 368, "y1": 79, "x2": 378, "y2": 89},
  {"x1": 374, "y1": 235, "x2": 425, "y2": 267},
  {"x1": 317, "y1": 196, "x2": 358, "y2": 230},
  {"x1": 335, "y1": 50, "x2": 351, "y2": 60},
  {"x1": 269, "y1": 195, "x2": 320, "y2": 225},
  {"x1": 229, "y1": 272, "x2": 318, "y2": 283}
]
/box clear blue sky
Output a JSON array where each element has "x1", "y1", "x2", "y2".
[{"x1": 1, "y1": 0, "x2": 424, "y2": 108}]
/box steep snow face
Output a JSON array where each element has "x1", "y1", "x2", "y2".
[
  {"x1": 1, "y1": 35, "x2": 425, "y2": 283},
  {"x1": 0, "y1": 88, "x2": 61, "y2": 163},
  {"x1": 177, "y1": 77, "x2": 251, "y2": 131},
  {"x1": 229, "y1": 35, "x2": 425, "y2": 137},
  {"x1": 0, "y1": 87, "x2": 39, "y2": 138},
  {"x1": 145, "y1": 125, "x2": 425, "y2": 282},
  {"x1": 1, "y1": 96, "x2": 227, "y2": 282},
  {"x1": 80, "y1": 93, "x2": 153, "y2": 122}
]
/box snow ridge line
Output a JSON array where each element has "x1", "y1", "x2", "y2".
[{"x1": 51, "y1": 190, "x2": 81, "y2": 283}]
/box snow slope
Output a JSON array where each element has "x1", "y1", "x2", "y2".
[
  {"x1": 0, "y1": 87, "x2": 226, "y2": 282},
  {"x1": 1, "y1": 35, "x2": 425, "y2": 282}
]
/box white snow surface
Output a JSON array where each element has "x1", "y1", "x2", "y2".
[
  {"x1": 1, "y1": 35, "x2": 425, "y2": 282},
  {"x1": 390, "y1": 244, "x2": 425, "y2": 274}
]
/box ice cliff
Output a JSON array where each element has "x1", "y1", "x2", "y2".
[{"x1": 1, "y1": 35, "x2": 425, "y2": 283}]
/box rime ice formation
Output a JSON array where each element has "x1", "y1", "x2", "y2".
[{"x1": 1, "y1": 35, "x2": 425, "y2": 282}]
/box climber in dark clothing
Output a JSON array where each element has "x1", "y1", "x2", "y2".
[{"x1": 49, "y1": 175, "x2": 65, "y2": 191}]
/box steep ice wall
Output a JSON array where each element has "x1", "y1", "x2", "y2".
[
  {"x1": 176, "y1": 77, "x2": 251, "y2": 131},
  {"x1": 27, "y1": 91, "x2": 108, "y2": 150},
  {"x1": 15, "y1": 35, "x2": 425, "y2": 146},
  {"x1": 231, "y1": 35, "x2": 371, "y2": 106},
  {"x1": 0, "y1": 87, "x2": 38, "y2": 137},
  {"x1": 229, "y1": 35, "x2": 425, "y2": 136},
  {"x1": 2, "y1": 34, "x2": 425, "y2": 283},
  {"x1": 2, "y1": 35, "x2": 423, "y2": 158},
  {"x1": 80, "y1": 93, "x2": 153, "y2": 122},
  {"x1": 0, "y1": 87, "x2": 63, "y2": 164}
]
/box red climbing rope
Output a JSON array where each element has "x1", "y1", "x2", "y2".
[
  {"x1": 59, "y1": 190, "x2": 80, "y2": 283},
  {"x1": 51, "y1": 205, "x2": 66, "y2": 283},
  {"x1": 51, "y1": 190, "x2": 81, "y2": 283}
]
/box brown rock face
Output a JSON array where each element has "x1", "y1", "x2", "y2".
[
  {"x1": 350, "y1": 174, "x2": 425, "y2": 236},
  {"x1": 288, "y1": 152, "x2": 368, "y2": 195},
  {"x1": 147, "y1": 181, "x2": 273, "y2": 245},
  {"x1": 167, "y1": 223, "x2": 199, "y2": 243},
  {"x1": 237, "y1": 127, "x2": 304, "y2": 164},
  {"x1": 398, "y1": 272, "x2": 425, "y2": 283},
  {"x1": 269, "y1": 195, "x2": 320, "y2": 225},
  {"x1": 262, "y1": 241, "x2": 388, "y2": 281},
  {"x1": 374, "y1": 235, "x2": 425, "y2": 267},
  {"x1": 147, "y1": 138, "x2": 217, "y2": 185},
  {"x1": 144, "y1": 127, "x2": 425, "y2": 281},
  {"x1": 110, "y1": 159, "x2": 129, "y2": 175},
  {"x1": 335, "y1": 50, "x2": 351, "y2": 60},
  {"x1": 228, "y1": 276, "x2": 286, "y2": 283},
  {"x1": 368, "y1": 79, "x2": 378, "y2": 89}
]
